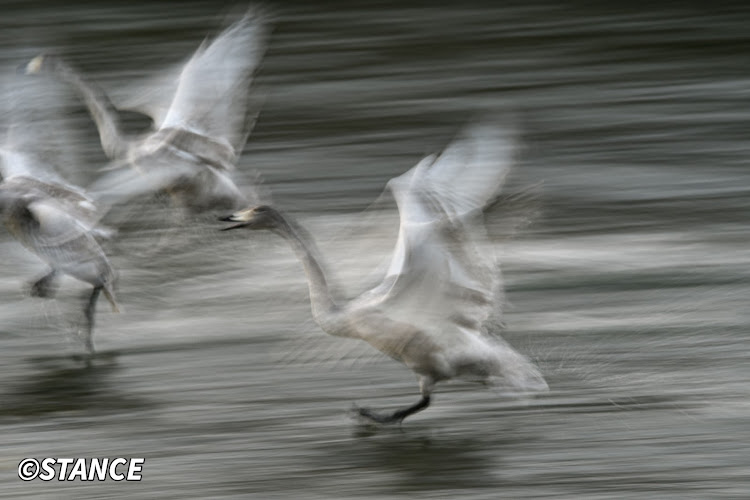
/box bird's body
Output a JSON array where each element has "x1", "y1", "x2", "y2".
[
  {"x1": 0, "y1": 149, "x2": 118, "y2": 354},
  {"x1": 223, "y1": 123, "x2": 548, "y2": 423},
  {"x1": 24, "y1": 9, "x2": 267, "y2": 213}
]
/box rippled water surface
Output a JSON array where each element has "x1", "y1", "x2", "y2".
[{"x1": 1, "y1": 2, "x2": 748, "y2": 498}]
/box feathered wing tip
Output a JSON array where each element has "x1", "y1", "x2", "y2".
[
  {"x1": 486, "y1": 338, "x2": 549, "y2": 395},
  {"x1": 388, "y1": 119, "x2": 521, "y2": 229},
  {"x1": 96, "y1": 252, "x2": 120, "y2": 313},
  {"x1": 102, "y1": 282, "x2": 120, "y2": 313},
  {"x1": 1, "y1": 68, "x2": 90, "y2": 185},
  {"x1": 447, "y1": 119, "x2": 519, "y2": 207},
  {"x1": 199, "y1": 3, "x2": 272, "y2": 65},
  {"x1": 220, "y1": 3, "x2": 275, "y2": 34},
  {"x1": 114, "y1": 5, "x2": 271, "y2": 142},
  {"x1": 153, "y1": 4, "x2": 270, "y2": 153},
  {"x1": 483, "y1": 181, "x2": 543, "y2": 242}
]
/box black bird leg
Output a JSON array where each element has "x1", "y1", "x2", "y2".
[
  {"x1": 81, "y1": 286, "x2": 102, "y2": 354},
  {"x1": 357, "y1": 395, "x2": 431, "y2": 424}
]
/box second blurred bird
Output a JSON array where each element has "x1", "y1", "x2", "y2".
[
  {"x1": 23, "y1": 8, "x2": 269, "y2": 215},
  {"x1": 0, "y1": 78, "x2": 118, "y2": 355}
]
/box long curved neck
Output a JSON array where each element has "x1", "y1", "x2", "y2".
[
  {"x1": 275, "y1": 214, "x2": 340, "y2": 329},
  {"x1": 51, "y1": 58, "x2": 128, "y2": 159}
]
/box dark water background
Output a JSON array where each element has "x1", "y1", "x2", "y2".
[{"x1": 0, "y1": 1, "x2": 748, "y2": 498}]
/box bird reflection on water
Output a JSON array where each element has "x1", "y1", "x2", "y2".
[{"x1": 0, "y1": 355, "x2": 151, "y2": 421}]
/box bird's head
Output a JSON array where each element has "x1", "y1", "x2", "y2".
[
  {"x1": 220, "y1": 205, "x2": 282, "y2": 231},
  {"x1": 18, "y1": 54, "x2": 58, "y2": 75}
]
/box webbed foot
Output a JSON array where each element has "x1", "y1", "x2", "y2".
[
  {"x1": 351, "y1": 395, "x2": 431, "y2": 425},
  {"x1": 354, "y1": 406, "x2": 403, "y2": 425}
]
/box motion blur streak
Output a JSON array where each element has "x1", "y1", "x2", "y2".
[{"x1": 0, "y1": 2, "x2": 748, "y2": 499}]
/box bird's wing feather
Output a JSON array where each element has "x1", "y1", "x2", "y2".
[
  {"x1": 87, "y1": 155, "x2": 197, "y2": 206},
  {"x1": 0, "y1": 74, "x2": 114, "y2": 279},
  {"x1": 0, "y1": 148, "x2": 65, "y2": 185},
  {"x1": 158, "y1": 10, "x2": 268, "y2": 155},
  {"x1": 25, "y1": 198, "x2": 92, "y2": 246},
  {"x1": 22, "y1": 197, "x2": 115, "y2": 289},
  {"x1": 400, "y1": 123, "x2": 516, "y2": 225},
  {"x1": 371, "y1": 124, "x2": 517, "y2": 331},
  {"x1": 0, "y1": 147, "x2": 106, "y2": 229}
]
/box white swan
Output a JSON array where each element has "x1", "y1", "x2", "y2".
[
  {"x1": 0, "y1": 146, "x2": 118, "y2": 354},
  {"x1": 23, "y1": 9, "x2": 268, "y2": 213},
  {"x1": 222, "y1": 123, "x2": 548, "y2": 423}
]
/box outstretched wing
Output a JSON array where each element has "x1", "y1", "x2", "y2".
[
  {"x1": 0, "y1": 74, "x2": 115, "y2": 285},
  {"x1": 370, "y1": 123, "x2": 517, "y2": 331},
  {"x1": 0, "y1": 148, "x2": 66, "y2": 185},
  {"x1": 390, "y1": 123, "x2": 516, "y2": 227},
  {"x1": 0, "y1": 182, "x2": 107, "y2": 264},
  {"x1": 1, "y1": 112, "x2": 107, "y2": 234},
  {"x1": 1, "y1": 71, "x2": 87, "y2": 185},
  {"x1": 157, "y1": 10, "x2": 268, "y2": 156},
  {"x1": 86, "y1": 154, "x2": 198, "y2": 206}
]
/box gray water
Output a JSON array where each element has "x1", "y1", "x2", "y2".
[{"x1": 0, "y1": 2, "x2": 748, "y2": 498}]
